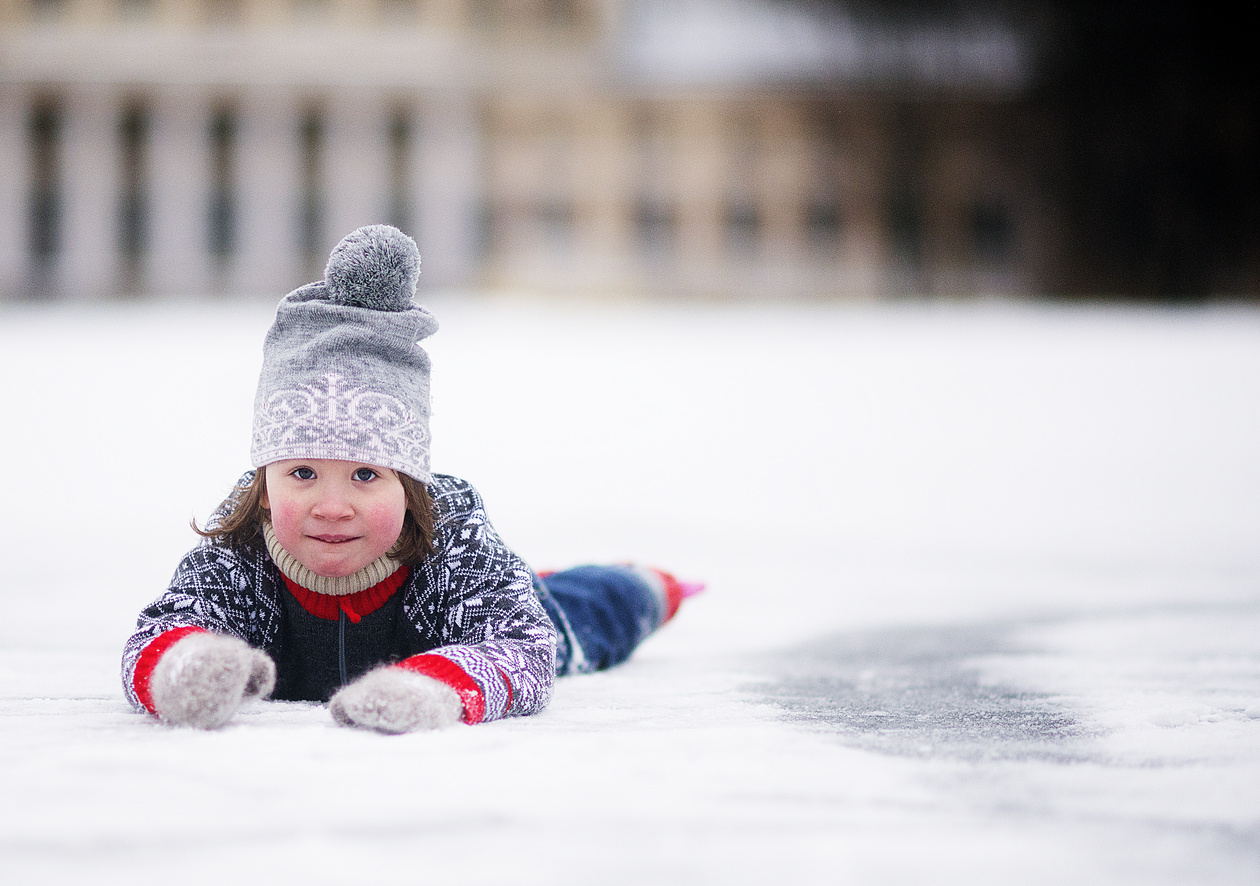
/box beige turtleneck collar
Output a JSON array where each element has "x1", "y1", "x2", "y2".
[{"x1": 263, "y1": 520, "x2": 402, "y2": 597}]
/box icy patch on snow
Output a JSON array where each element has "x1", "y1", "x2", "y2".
[
  {"x1": 760, "y1": 603, "x2": 1260, "y2": 881},
  {"x1": 764, "y1": 620, "x2": 1088, "y2": 762},
  {"x1": 974, "y1": 604, "x2": 1260, "y2": 766}
]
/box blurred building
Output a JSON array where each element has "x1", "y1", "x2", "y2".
[{"x1": 0, "y1": 0, "x2": 1045, "y2": 300}]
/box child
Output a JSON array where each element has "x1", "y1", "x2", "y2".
[{"x1": 121, "y1": 225, "x2": 700, "y2": 733}]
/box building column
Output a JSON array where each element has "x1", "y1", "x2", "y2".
[
  {"x1": 414, "y1": 97, "x2": 482, "y2": 290},
  {"x1": 0, "y1": 87, "x2": 28, "y2": 299},
  {"x1": 575, "y1": 102, "x2": 631, "y2": 287},
  {"x1": 844, "y1": 101, "x2": 892, "y2": 297},
  {"x1": 145, "y1": 88, "x2": 214, "y2": 296},
  {"x1": 759, "y1": 107, "x2": 809, "y2": 294},
  {"x1": 323, "y1": 90, "x2": 392, "y2": 250},
  {"x1": 230, "y1": 89, "x2": 303, "y2": 295},
  {"x1": 675, "y1": 103, "x2": 724, "y2": 294},
  {"x1": 57, "y1": 87, "x2": 121, "y2": 299}
]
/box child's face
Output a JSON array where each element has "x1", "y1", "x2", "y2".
[{"x1": 263, "y1": 458, "x2": 407, "y2": 579}]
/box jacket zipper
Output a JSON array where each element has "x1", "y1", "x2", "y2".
[{"x1": 338, "y1": 608, "x2": 348, "y2": 687}]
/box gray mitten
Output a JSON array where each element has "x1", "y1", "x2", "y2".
[
  {"x1": 149, "y1": 632, "x2": 276, "y2": 729},
  {"x1": 329, "y1": 667, "x2": 463, "y2": 734}
]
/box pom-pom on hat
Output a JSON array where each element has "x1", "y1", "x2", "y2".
[
  {"x1": 250, "y1": 225, "x2": 437, "y2": 483},
  {"x1": 324, "y1": 224, "x2": 421, "y2": 312}
]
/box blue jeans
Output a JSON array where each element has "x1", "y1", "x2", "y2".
[{"x1": 534, "y1": 565, "x2": 667, "y2": 675}]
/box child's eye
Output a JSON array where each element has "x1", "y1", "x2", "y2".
[
  {"x1": 353, "y1": 468, "x2": 377, "y2": 482},
  {"x1": 292, "y1": 467, "x2": 316, "y2": 481}
]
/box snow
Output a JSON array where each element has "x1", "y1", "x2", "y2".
[{"x1": 1, "y1": 295, "x2": 1259, "y2": 883}]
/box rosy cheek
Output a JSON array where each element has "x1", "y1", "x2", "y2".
[
  {"x1": 367, "y1": 501, "x2": 406, "y2": 544},
  {"x1": 269, "y1": 502, "x2": 304, "y2": 545}
]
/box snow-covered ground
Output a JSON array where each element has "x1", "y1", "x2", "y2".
[{"x1": 1, "y1": 294, "x2": 1258, "y2": 884}]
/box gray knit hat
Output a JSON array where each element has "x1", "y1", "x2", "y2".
[{"x1": 250, "y1": 225, "x2": 437, "y2": 483}]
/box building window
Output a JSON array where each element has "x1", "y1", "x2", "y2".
[
  {"x1": 531, "y1": 112, "x2": 575, "y2": 258},
  {"x1": 118, "y1": 102, "x2": 150, "y2": 277},
  {"x1": 724, "y1": 199, "x2": 760, "y2": 258},
  {"x1": 208, "y1": 105, "x2": 237, "y2": 260},
  {"x1": 805, "y1": 200, "x2": 843, "y2": 248},
  {"x1": 29, "y1": 99, "x2": 61, "y2": 269},
  {"x1": 539, "y1": 199, "x2": 574, "y2": 256},
  {"x1": 118, "y1": 0, "x2": 157, "y2": 20},
  {"x1": 806, "y1": 112, "x2": 845, "y2": 252},
  {"x1": 970, "y1": 201, "x2": 1015, "y2": 266},
  {"x1": 888, "y1": 194, "x2": 923, "y2": 269},
  {"x1": 205, "y1": 0, "x2": 243, "y2": 24},
  {"x1": 634, "y1": 199, "x2": 675, "y2": 268},
  {"x1": 30, "y1": 0, "x2": 67, "y2": 21},
  {"x1": 378, "y1": 0, "x2": 419, "y2": 23},
  {"x1": 298, "y1": 107, "x2": 326, "y2": 265},
  {"x1": 724, "y1": 115, "x2": 763, "y2": 259},
  {"x1": 475, "y1": 201, "x2": 497, "y2": 260},
  {"x1": 387, "y1": 108, "x2": 413, "y2": 234},
  {"x1": 631, "y1": 110, "x2": 675, "y2": 268},
  {"x1": 542, "y1": 0, "x2": 578, "y2": 29},
  {"x1": 468, "y1": 0, "x2": 500, "y2": 29},
  {"x1": 293, "y1": 0, "x2": 331, "y2": 20}
]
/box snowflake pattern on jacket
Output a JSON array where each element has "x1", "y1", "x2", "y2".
[{"x1": 121, "y1": 473, "x2": 557, "y2": 723}]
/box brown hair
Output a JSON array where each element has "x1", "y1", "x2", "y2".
[{"x1": 193, "y1": 468, "x2": 436, "y2": 567}]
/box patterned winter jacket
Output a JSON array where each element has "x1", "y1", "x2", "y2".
[{"x1": 121, "y1": 473, "x2": 557, "y2": 724}]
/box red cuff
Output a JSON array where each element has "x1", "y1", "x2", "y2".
[
  {"x1": 497, "y1": 666, "x2": 513, "y2": 715},
  {"x1": 133, "y1": 626, "x2": 208, "y2": 715},
  {"x1": 395, "y1": 654, "x2": 486, "y2": 725}
]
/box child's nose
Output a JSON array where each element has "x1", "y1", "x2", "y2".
[{"x1": 311, "y1": 484, "x2": 354, "y2": 518}]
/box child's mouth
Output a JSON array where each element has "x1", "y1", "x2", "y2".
[{"x1": 311, "y1": 535, "x2": 358, "y2": 544}]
